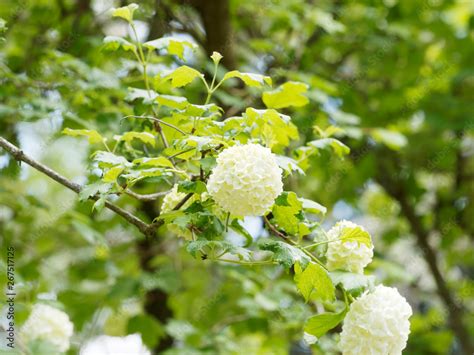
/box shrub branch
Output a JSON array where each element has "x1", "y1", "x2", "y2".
[{"x1": 0, "y1": 136, "x2": 159, "y2": 235}]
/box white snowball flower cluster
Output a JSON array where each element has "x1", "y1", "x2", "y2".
[
  {"x1": 80, "y1": 334, "x2": 150, "y2": 355},
  {"x1": 325, "y1": 220, "x2": 374, "y2": 274},
  {"x1": 21, "y1": 304, "x2": 74, "y2": 352},
  {"x1": 207, "y1": 143, "x2": 283, "y2": 216},
  {"x1": 340, "y1": 285, "x2": 412, "y2": 355}
]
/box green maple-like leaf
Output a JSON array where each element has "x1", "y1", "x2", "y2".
[
  {"x1": 121, "y1": 131, "x2": 156, "y2": 147},
  {"x1": 62, "y1": 128, "x2": 103, "y2": 144},
  {"x1": 223, "y1": 70, "x2": 272, "y2": 87},
  {"x1": 272, "y1": 192, "x2": 310, "y2": 237},
  {"x1": 166, "y1": 66, "x2": 203, "y2": 88},
  {"x1": 294, "y1": 262, "x2": 335, "y2": 302},
  {"x1": 259, "y1": 240, "x2": 310, "y2": 268},
  {"x1": 112, "y1": 3, "x2": 139, "y2": 23},
  {"x1": 144, "y1": 37, "x2": 197, "y2": 60},
  {"x1": 339, "y1": 226, "x2": 372, "y2": 248},
  {"x1": 304, "y1": 308, "x2": 347, "y2": 338},
  {"x1": 262, "y1": 81, "x2": 309, "y2": 109},
  {"x1": 103, "y1": 36, "x2": 137, "y2": 52}
]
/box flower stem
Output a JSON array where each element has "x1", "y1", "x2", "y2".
[
  {"x1": 215, "y1": 258, "x2": 276, "y2": 266},
  {"x1": 129, "y1": 21, "x2": 171, "y2": 151}
]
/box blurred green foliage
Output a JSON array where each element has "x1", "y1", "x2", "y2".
[{"x1": 0, "y1": 0, "x2": 473, "y2": 354}]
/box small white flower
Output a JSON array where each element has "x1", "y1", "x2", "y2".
[
  {"x1": 207, "y1": 143, "x2": 283, "y2": 216},
  {"x1": 325, "y1": 220, "x2": 373, "y2": 274},
  {"x1": 21, "y1": 304, "x2": 73, "y2": 352},
  {"x1": 340, "y1": 285, "x2": 412, "y2": 355},
  {"x1": 161, "y1": 184, "x2": 194, "y2": 239},
  {"x1": 161, "y1": 184, "x2": 190, "y2": 213},
  {"x1": 80, "y1": 334, "x2": 150, "y2": 355}
]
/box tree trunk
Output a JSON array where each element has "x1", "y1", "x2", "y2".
[
  {"x1": 137, "y1": 201, "x2": 174, "y2": 352},
  {"x1": 147, "y1": 0, "x2": 172, "y2": 41},
  {"x1": 375, "y1": 154, "x2": 473, "y2": 354},
  {"x1": 192, "y1": 0, "x2": 236, "y2": 69}
]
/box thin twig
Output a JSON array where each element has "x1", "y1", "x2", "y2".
[
  {"x1": 215, "y1": 258, "x2": 276, "y2": 266},
  {"x1": 124, "y1": 115, "x2": 187, "y2": 135},
  {"x1": 123, "y1": 188, "x2": 170, "y2": 201},
  {"x1": 303, "y1": 240, "x2": 331, "y2": 250},
  {"x1": 263, "y1": 215, "x2": 290, "y2": 240},
  {"x1": 151, "y1": 108, "x2": 171, "y2": 150},
  {"x1": 172, "y1": 193, "x2": 193, "y2": 210},
  {"x1": 167, "y1": 148, "x2": 195, "y2": 160},
  {"x1": 130, "y1": 21, "x2": 171, "y2": 151}
]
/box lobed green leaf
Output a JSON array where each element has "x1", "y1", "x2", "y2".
[
  {"x1": 304, "y1": 308, "x2": 347, "y2": 338},
  {"x1": 259, "y1": 240, "x2": 310, "y2": 268},
  {"x1": 133, "y1": 157, "x2": 174, "y2": 168},
  {"x1": 120, "y1": 131, "x2": 156, "y2": 147},
  {"x1": 223, "y1": 70, "x2": 272, "y2": 87},
  {"x1": 112, "y1": 3, "x2": 139, "y2": 23},
  {"x1": 263, "y1": 81, "x2": 309, "y2": 109},
  {"x1": 166, "y1": 65, "x2": 203, "y2": 88},
  {"x1": 62, "y1": 128, "x2": 103, "y2": 144},
  {"x1": 144, "y1": 37, "x2": 197, "y2": 60},
  {"x1": 294, "y1": 262, "x2": 335, "y2": 302},
  {"x1": 103, "y1": 36, "x2": 137, "y2": 53},
  {"x1": 339, "y1": 226, "x2": 372, "y2": 248}
]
